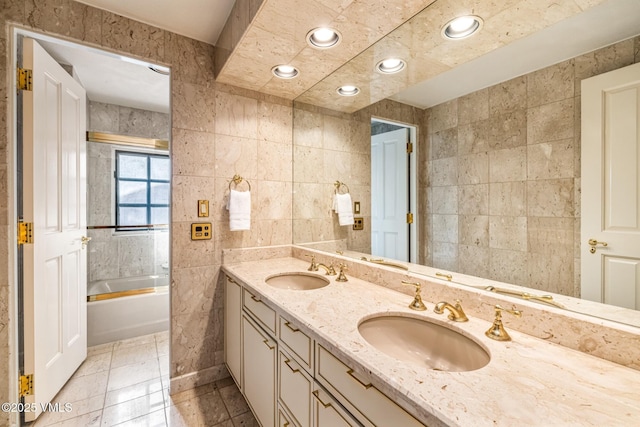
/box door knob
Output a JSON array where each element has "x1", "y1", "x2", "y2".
[
  {"x1": 81, "y1": 236, "x2": 92, "y2": 249},
  {"x1": 588, "y1": 239, "x2": 607, "y2": 254}
]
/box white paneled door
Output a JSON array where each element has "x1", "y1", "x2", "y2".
[
  {"x1": 371, "y1": 127, "x2": 410, "y2": 261},
  {"x1": 22, "y1": 37, "x2": 87, "y2": 421},
  {"x1": 582, "y1": 62, "x2": 640, "y2": 310}
]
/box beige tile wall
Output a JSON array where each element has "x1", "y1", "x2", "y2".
[
  {"x1": 292, "y1": 99, "x2": 423, "y2": 254},
  {"x1": 425, "y1": 36, "x2": 640, "y2": 297},
  {"x1": 0, "y1": 0, "x2": 293, "y2": 417}
]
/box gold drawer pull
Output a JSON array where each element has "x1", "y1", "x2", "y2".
[
  {"x1": 263, "y1": 339, "x2": 275, "y2": 350},
  {"x1": 284, "y1": 358, "x2": 300, "y2": 373},
  {"x1": 347, "y1": 369, "x2": 372, "y2": 389},
  {"x1": 250, "y1": 294, "x2": 261, "y2": 303},
  {"x1": 312, "y1": 390, "x2": 332, "y2": 408},
  {"x1": 284, "y1": 321, "x2": 299, "y2": 332},
  {"x1": 226, "y1": 276, "x2": 237, "y2": 284}
]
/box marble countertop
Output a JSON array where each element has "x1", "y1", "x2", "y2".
[{"x1": 222, "y1": 256, "x2": 640, "y2": 427}]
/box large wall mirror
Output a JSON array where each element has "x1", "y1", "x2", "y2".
[{"x1": 292, "y1": 0, "x2": 640, "y2": 327}]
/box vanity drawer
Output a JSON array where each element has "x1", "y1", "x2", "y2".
[
  {"x1": 279, "y1": 349, "x2": 313, "y2": 427},
  {"x1": 279, "y1": 316, "x2": 313, "y2": 371},
  {"x1": 316, "y1": 345, "x2": 424, "y2": 427},
  {"x1": 243, "y1": 288, "x2": 276, "y2": 335}
]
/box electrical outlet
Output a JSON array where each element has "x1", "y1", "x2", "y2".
[
  {"x1": 353, "y1": 217, "x2": 364, "y2": 230},
  {"x1": 191, "y1": 223, "x2": 212, "y2": 240}
]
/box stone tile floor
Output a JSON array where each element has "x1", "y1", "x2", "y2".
[{"x1": 32, "y1": 331, "x2": 257, "y2": 426}]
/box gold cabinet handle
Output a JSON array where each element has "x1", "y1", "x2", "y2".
[
  {"x1": 81, "y1": 236, "x2": 92, "y2": 249},
  {"x1": 250, "y1": 294, "x2": 261, "y2": 303},
  {"x1": 263, "y1": 339, "x2": 275, "y2": 350},
  {"x1": 588, "y1": 239, "x2": 608, "y2": 254},
  {"x1": 312, "y1": 390, "x2": 332, "y2": 408},
  {"x1": 283, "y1": 358, "x2": 300, "y2": 373},
  {"x1": 284, "y1": 321, "x2": 299, "y2": 332},
  {"x1": 436, "y1": 272, "x2": 452, "y2": 281},
  {"x1": 346, "y1": 369, "x2": 372, "y2": 389}
]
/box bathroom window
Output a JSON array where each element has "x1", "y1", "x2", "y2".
[{"x1": 115, "y1": 151, "x2": 170, "y2": 229}]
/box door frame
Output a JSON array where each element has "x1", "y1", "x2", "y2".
[
  {"x1": 371, "y1": 117, "x2": 418, "y2": 263},
  {"x1": 7, "y1": 26, "x2": 173, "y2": 425}
]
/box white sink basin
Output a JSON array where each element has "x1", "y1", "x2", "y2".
[
  {"x1": 358, "y1": 315, "x2": 490, "y2": 372},
  {"x1": 265, "y1": 272, "x2": 330, "y2": 290}
]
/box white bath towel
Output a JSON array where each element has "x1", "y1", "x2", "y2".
[
  {"x1": 227, "y1": 189, "x2": 251, "y2": 231},
  {"x1": 334, "y1": 193, "x2": 354, "y2": 226}
]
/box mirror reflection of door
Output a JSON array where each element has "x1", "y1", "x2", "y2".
[
  {"x1": 581, "y1": 62, "x2": 640, "y2": 310},
  {"x1": 371, "y1": 120, "x2": 417, "y2": 262}
]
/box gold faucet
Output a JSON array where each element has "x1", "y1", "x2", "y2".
[
  {"x1": 434, "y1": 300, "x2": 468, "y2": 322},
  {"x1": 485, "y1": 305, "x2": 522, "y2": 341},
  {"x1": 336, "y1": 263, "x2": 348, "y2": 282},
  {"x1": 317, "y1": 263, "x2": 336, "y2": 276},
  {"x1": 401, "y1": 281, "x2": 427, "y2": 311},
  {"x1": 305, "y1": 254, "x2": 319, "y2": 272}
]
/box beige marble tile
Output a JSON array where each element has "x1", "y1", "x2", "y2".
[
  {"x1": 34, "y1": 395, "x2": 104, "y2": 427},
  {"x1": 215, "y1": 91, "x2": 258, "y2": 140},
  {"x1": 102, "y1": 391, "x2": 166, "y2": 426},
  {"x1": 430, "y1": 157, "x2": 458, "y2": 186},
  {"x1": 528, "y1": 252, "x2": 575, "y2": 296},
  {"x1": 527, "y1": 139, "x2": 575, "y2": 180},
  {"x1": 458, "y1": 244, "x2": 490, "y2": 278},
  {"x1": 171, "y1": 175, "x2": 216, "y2": 222},
  {"x1": 527, "y1": 60, "x2": 575, "y2": 108},
  {"x1": 115, "y1": 334, "x2": 157, "y2": 350},
  {"x1": 74, "y1": 351, "x2": 112, "y2": 377},
  {"x1": 428, "y1": 99, "x2": 457, "y2": 133},
  {"x1": 489, "y1": 248, "x2": 528, "y2": 286},
  {"x1": 489, "y1": 146, "x2": 527, "y2": 183},
  {"x1": 171, "y1": 222, "x2": 216, "y2": 268},
  {"x1": 430, "y1": 185, "x2": 457, "y2": 215},
  {"x1": 432, "y1": 214, "x2": 458, "y2": 244},
  {"x1": 104, "y1": 377, "x2": 165, "y2": 408},
  {"x1": 293, "y1": 108, "x2": 323, "y2": 148},
  {"x1": 293, "y1": 145, "x2": 325, "y2": 183},
  {"x1": 574, "y1": 38, "x2": 635, "y2": 96},
  {"x1": 257, "y1": 140, "x2": 293, "y2": 182},
  {"x1": 165, "y1": 33, "x2": 215, "y2": 85},
  {"x1": 457, "y1": 120, "x2": 489, "y2": 155},
  {"x1": 171, "y1": 266, "x2": 220, "y2": 316},
  {"x1": 527, "y1": 179, "x2": 574, "y2": 217},
  {"x1": 215, "y1": 134, "x2": 259, "y2": 182},
  {"x1": 431, "y1": 241, "x2": 458, "y2": 272},
  {"x1": 25, "y1": 0, "x2": 102, "y2": 45},
  {"x1": 255, "y1": 180, "x2": 292, "y2": 221},
  {"x1": 39, "y1": 410, "x2": 102, "y2": 427},
  {"x1": 171, "y1": 311, "x2": 221, "y2": 376},
  {"x1": 171, "y1": 81, "x2": 216, "y2": 133},
  {"x1": 430, "y1": 128, "x2": 457, "y2": 160},
  {"x1": 101, "y1": 12, "x2": 165, "y2": 62},
  {"x1": 459, "y1": 215, "x2": 489, "y2": 247},
  {"x1": 458, "y1": 152, "x2": 488, "y2": 185},
  {"x1": 488, "y1": 109, "x2": 527, "y2": 150},
  {"x1": 458, "y1": 88, "x2": 489, "y2": 125},
  {"x1": 349, "y1": 152, "x2": 371, "y2": 186},
  {"x1": 490, "y1": 216, "x2": 527, "y2": 251},
  {"x1": 165, "y1": 389, "x2": 230, "y2": 427},
  {"x1": 489, "y1": 76, "x2": 527, "y2": 116},
  {"x1": 218, "y1": 383, "x2": 250, "y2": 418},
  {"x1": 527, "y1": 98, "x2": 575, "y2": 144},
  {"x1": 489, "y1": 181, "x2": 526, "y2": 216},
  {"x1": 171, "y1": 129, "x2": 215, "y2": 177},
  {"x1": 323, "y1": 115, "x2": 352, "y2": 151},
  {"x1": 458, "y1": 184, "x2": 489, "y2": 215},
  {"x1": 56, "y1": 370, "x2": 109, "y2": 403},
  {"x1": 257, "y1": 100, "x2": 292, "y2": 144},
  {"x1": 88, "y1": 341, "x2": 115, "y2": 357},
  {"x1": 111, "y1": 342, "x2": 158, "y2": 369},
  {"x1": 108, "y1": 359, "x2": 161, "y2": 391}
]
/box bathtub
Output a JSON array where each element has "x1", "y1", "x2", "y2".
[{"x1": 87, "y1": 275, "x2": 169, "y2": 346}]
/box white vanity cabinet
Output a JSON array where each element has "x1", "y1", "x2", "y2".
[
  {"x1": 224, "y1": 277, "x2": 242, "y2": 387},
  {"x1": 242, "y1": 313, "x2": 277, "y2": 427},
  {"x1": 224, "y1": 274, "x2": 425, "y2": 427},
  {"x1": 316, "y1": 345, "x2": 424, "y2": 427}
]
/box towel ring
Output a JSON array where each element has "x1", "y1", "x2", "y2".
[
  {"x1": 229, "y1": 174, "x2": 251, "y2": 191},
  {"x1": 334, "y1": 180, "x2": 350, "y2": 194}
]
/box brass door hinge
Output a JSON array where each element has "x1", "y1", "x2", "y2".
[
  {"x1": 17, "y1": 68, "x2": 33, "y2": 91},
  {"x1": 406, "y1": 142, "x2": 413, "y2": 154},
  {"x1": 406, "y1": 212, "x2": 414, "y2": 224},
  {"x1": 19, "y1": 374, "x2": 34, "y2": 397},
  {"x1": 18, "y1": 221, "x2": 34, "y2": 244}
]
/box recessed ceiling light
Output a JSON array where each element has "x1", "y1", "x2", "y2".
[
  {"x1": 441, "y1": 15, "x2": 483, "y2": 40},
  {"x1": 336, "y1": 85, "x2": 359, "y2": 96},
  {"x1": 376, "y1": 58, "x2": 406, "y2": 74},
  {"x1": 306, "y1": 27, "x2": 341, "y2": 49},
  {"x1": 271, "y1": 65, "x2": 299, "y2": 79}
]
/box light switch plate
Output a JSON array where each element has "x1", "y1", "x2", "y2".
[
  {"x1": 354, "y1": 201, "x2": 360, "y2": 214},
  {"x1": 198, "y1": 200, "x2": 209, "y2": 217},
  {"x1": 191, "y1": 223, "x2": 212, "y2": 240}
]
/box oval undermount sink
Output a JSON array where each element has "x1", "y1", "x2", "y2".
[
  {"x1": 265, "y1": 272, "x2": 330, "y2": 290},
  {"x1": 358, "y1": 315, "x2": 490, "y2": 372}
]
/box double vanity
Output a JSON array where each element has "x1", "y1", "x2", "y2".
[{"x1": 222, "y1": 246, "x2": 640, "y2": 426}]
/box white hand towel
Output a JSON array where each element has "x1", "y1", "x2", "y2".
[
  {"x1": 227, "y1": 189, "x2": 251, "y2": 231},
  {"x1": 335, "y1": 193, "x2": 354, "y2": 226}
]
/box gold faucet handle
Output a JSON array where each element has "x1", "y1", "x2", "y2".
[
  {"x1": 401, "y1": 281, "x2": 427, "y2": 311},
  {"x1": 485, "y1": 305, "x2": 522, "y2": 341},
  {"x1": 336, "y1": 263, "x2": 348, "y2": 282},
  {"x1": 305, "y1": 254, "x2": 318, "y2": 271}
]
